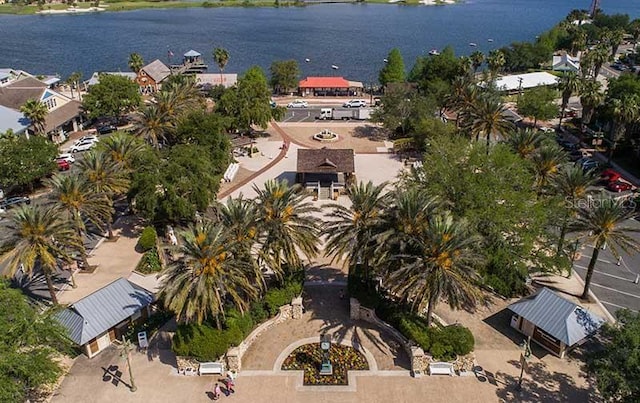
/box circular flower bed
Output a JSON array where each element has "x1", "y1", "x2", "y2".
[
  {"x1": 312, "y1": 129, "x2": 339, "y2": 142},
  {"x1": 281, "y1": 343, "x2": 369, "y2": 385}
]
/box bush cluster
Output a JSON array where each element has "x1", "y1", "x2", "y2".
[
  {"x1": 399, "y1": 317, "x2": 474, "y2": 361},
  {"x1": 125, "y1": 309, "x2": 173, "y2": 344},
  {"x1": 136, "y1": 247, "x2": 162, "y2": 274},
  {"x1": 172, "y1": 275, "x2": 303, "y2": 361},
  {"x1": 137, "y1": 226, "x2": 157, "y2": 252}
]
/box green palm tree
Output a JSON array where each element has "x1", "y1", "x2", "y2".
[
  {"x1": 128, "y1": 53, "x2": 144, "y2": 74},
  {"x1": 213, "y1": 47, "x2": 230, "y2": 82},
  {"x1": 470, "y1": 95, "x2": 514, "y2": 151},
  {"x1": 254, "y1": 180, "x2": 320, "y2": 280},
  {"x1": 506, "y1": 128, "x2": 545, "y2": 159},
  {"x1": 215, "y1": 195, "x2": 261, "y2": 282},
  {"x1": 159, "y1": 221, "x2": 258, "y2": 327},
  {"x1": 579, "y1": 78, "x2": 604, "y2": 130},
  {"x1": 66, "y1": 71, "x2": 82, "y2": 100},
  {"x1": 98, "y1": 132, "x2": 145, "y2": 170},
  {"x1": 607, "y1": 96, "x2": 639, "y2": 163},
  {"x1": 470, "y1": 51, "x2": 484, "y2": 74},
  {"x1": 159, "y1": 75, "x2": 202, "y2": 113},
  {"x1": 20, "y1": 98, "x2": 48, "y2": 136},
  {"x1": 1, "y1": 205, "x2": 81, "y2": 304},
  {"x1": 572, "y1": 200, "x2": 640, "y2": 300},
  {"x1": 487, "y1": 49, "x2": 505, "y2": 78},
  {"x1": 531, "y1": 145, "x2": 567, "y2": 196},
  {"x1": 582, "y1": 43, "x2": 611, "y2": 79},
  {"x1": 134, "y1": 104, "x2": 172, "y2": 148},
  {"x1": 383, "y1": 212, "x2": 482, "y2": 326},
  {"x1": 324, "y1": 181, "x2": 390, "y2": 283},
  {"x1": 629, "y1": 19, "x2": 640, "y2": 46},
  {"x1": 47, "y1": 174, "x2": 111, "y2": 269},
  {"x1": 557, "y1": 72, "x2": 581, "y2": 129},
  {"x1": 77, "y1": 150, "x2": 131, "y2": 239},
  {"x1": 552, "y1": 165, "x2": 596, "y2": 257}
]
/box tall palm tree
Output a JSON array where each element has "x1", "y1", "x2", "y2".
[
  {"x1": 383, "y1": 212, "x2": 482, "y2": 326},
  {"x1": 20, "y1": 98, "x2": 48, "y2": 136},
  {"x1": 98, "y1": 132, "x2": 145, "y2": 170},
  {"x1": 159, "y1": 222, "x2": 259, "y2": 327},
  {"x1": 157, "y1": 77, "x2": 201, "y2": 118},
  {"x1": 470, "y1": 51, "x2": 484, "y2": 74},
  {"x1": 134, "y1": 104, "x2": 172, "y2": 148},
  {"x1": 253, "y1": 180, "x2": 320, "y2": 280},
  {"x1": 66, "y1": 71, "x2": 82, "y2": 100},
  {"x1": 557, "y1": 72, "x2": 581, "y2": 129},
  {"x1": 531, "y1": 145, "x2": 567, "y2": 196},
  {"x1": 571, "y1": 200, "x2": 640, "y2": 300},
  {"x1": 582, "y1": 43, "x2": 611, "y2": 79},
  {"x1": 47, "y1": 174, "x2": 111, "y2": 269},
  {"x1": 607, "y1": 96, "x2": 639, "y2": 163},
  {"x1": 552, "y1": 165, "x2": 596, "y2": 257},
  {"x1": 506, "y1": 128, "x2": 545, "y2": 159},
  {"x1": 487, "y1": 49, "x2": 505, "y2": 78},
  {"x1": 324, "y1": 181, "x2": 390, "y2": 283},
  {"x1": 629, "y1": 19, "x2": 640, "y2": 47},
  {"x1": 579, "y1": 78, "x2": 604, "y2": 131},
  {"x1": 470, "y1": 95, "x2": 514, "y2": 151},
  {"x1": 77, "y1": 150, "x2": 131, "y2": 239},
  {"x1": 1, "y1": 205, "x2": 81, "y2": 304},
  {"x1": 215, "y1": 196, "x2": 261, "y2": 281},
  {"x1": 213, "y1": 47, "x2": 230, "y2": 83},
  {"x1": 128, "y1": 53, "x2": 144, "y2": 74}
]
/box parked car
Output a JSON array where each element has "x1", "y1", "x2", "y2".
[
  {"x1": 57, "y1": 153, "x2": 75, "y2": 164},
  {"x1": 343, "y1": 99, "x2": 367, "y2": 108},
  {"x1": 57, "y1": 159, "x2": 70, "y2": 171},
  {"x1": 607, "y1": 181, "x2": 633, "y2": 192},
  {"x1": 73, "y1": 135, "x2": 99, "y2": 146},
  {"x1": 69, "y1": 140, "x2": 97, "y2": 153},
  {"x1": 568, "y1": 149, "x2": 592, "y2": 162},
  {"x1": 556, "y1": 139, "x2": 579, "y2": 151},
  {"x1": 600, "y1": 168, "x2": 622, "y2": 183},
  {"x1": 0, "y1": 196, "x2": 31, "y2": 209},
  {"x1": 287, "y1": 100, "x2": 308, "y2": 108},
  {"x1": 97, "y1": 124, "x2": 117, "y2": 135},
  {"x1": 270, "y1": 100, "x2": 277, "y2": 108},
  {"x1": 576, "y1": 157, "x2": 600, "y2": 172},
  {"x1": 539, "y1": 126, "x2": 555, "y2": 133}
]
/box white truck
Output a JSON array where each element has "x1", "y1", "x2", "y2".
[{"x1": 316, "y1": 108, "x2": 372, "y2": 121}]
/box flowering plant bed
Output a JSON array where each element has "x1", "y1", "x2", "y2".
[{"x1": 281, "y1": 343, "x2": 369, "y2": 385}]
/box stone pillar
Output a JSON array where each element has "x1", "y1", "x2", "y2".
[
  {"x1": 350, "y1": 298, "x2": 360, "y2": 320},
  {"x1": 411, "y1": 346, "x2": 425, "y2": 378},
  {"x1": 291, "y1": 297, "x2": 303, "y2": 319},
  {"x1": 226, "y1": 347, "x2": 241, "y2": 373}
]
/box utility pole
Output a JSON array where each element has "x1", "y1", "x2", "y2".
[{"x1": 590, "y1": 0, "x2": 600, "y2": 17}]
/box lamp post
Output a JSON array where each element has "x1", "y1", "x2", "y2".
[
  {"x1": 517, "y1": 336, "x2": 531, "y2": 391},
  {"x1": 119, "y1": 337, "x2": 137, "y2": 392}
]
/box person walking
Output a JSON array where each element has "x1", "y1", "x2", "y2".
[
  {"x1": 226, "y1": 375, "x2": 235, "y2": 394},
  {"x1": 213, "y1": 383, "x2": 222, "y2": 400}
]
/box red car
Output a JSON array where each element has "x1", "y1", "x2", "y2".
[
  {"x1": 600, "y1": 169, "x2": 621, "y2": 183},
  {"x1": 57, "y1": 159, "x2": 70, "y2": 171},
  {"x1": 607, "y1": 181, "x2": 633, "y2": 192}
]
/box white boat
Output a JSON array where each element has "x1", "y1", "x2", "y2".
[
  {"x1": 428, "y1": 49, "x2": 440, "y2": 56},
  {"x1": 487, "y1": 38, "x2": 494, "y2": 42},
  {"x1": 305, "y1": 58, "x2": 310, "y2": 63},
  {"x1": 469, "y1": 42, "x2": 477, "y2": 47},
  {"x1": 331, "y1": 65, "x2": 339, "y2": 70}
]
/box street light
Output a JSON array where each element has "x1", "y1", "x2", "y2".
[
  {"x1": 119, "y1": 337, "x2": 137, "y2": 392},
  {"x1": 517, "y1": 336, "x2": 531, "y2": 391}
]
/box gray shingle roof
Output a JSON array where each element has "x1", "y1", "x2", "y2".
[
  {"x1": 0, "y1": 76, "x2": 47, "y2": 110},
  {"x1": 508, "y1": 287, "x2": 604, "y2": 346},
  {"x1": 141, "y1": 59, "x2": 171, "y2": 83},
  {"x1": 44, "y1": 100, "x2": 81, "y2": 133},
  {"x1": 56, "y1": 278, "x2": 155, "y2": 345},
  {"x1": 0, "y1": 104, "x2": 29, "y2": 134}
]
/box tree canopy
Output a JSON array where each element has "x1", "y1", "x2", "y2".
[
  {"x1": 269, "y1": 59, "x2": 300, "y2": 95},
  {"x1": 517, "y1": 86, "x2": 559, "y2": 127},
  {"x1": 82, "y1": 74, "x2": 142, "y2": 119},
  {"x1": 0, "y1": 282, "x2": 72, "y2": 402},
  {"x1": 0, "y1": 135, "x2": 57, "y2": 192},
  {"x1": 379, "y1": 48, "x2": 406, "y2": 86}
]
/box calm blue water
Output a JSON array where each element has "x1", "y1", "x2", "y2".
[{"x1": 0, "y1": 0, "x2": 638, "y2": 81}]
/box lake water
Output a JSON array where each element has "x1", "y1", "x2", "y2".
[{"x1": 0, "y1": 0, "x2": 638, "y2": 81}]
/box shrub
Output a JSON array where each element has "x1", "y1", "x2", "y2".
[
  {"x1": 439, "y1": 325, "x2": 475, "y2": 357},
  {"x1": 173, "y1": 324, "x2": 230, "y2": 361},
  {"x1": 249, "y1": 301, "x2": 268, "y2": 323},
  {"x1": 137, "y1": 226, "x2": 157, "y2": 252},
  {"x1": 136, "y1": 247, "x2": 162, "y2": 274},
  {"x1": 396, "y1": 314, "x2": 474, "y2": 361},
  {"x1": 264, "y1": 275, "x2": 303, "y2": 316}
]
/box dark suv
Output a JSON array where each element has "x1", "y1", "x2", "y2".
[
  {"x1": 1, "y1": 196, "x2": 31, "y2": 209},
  {"x1": 97, "y1": 124, "x2": 117, "y2": 135}
]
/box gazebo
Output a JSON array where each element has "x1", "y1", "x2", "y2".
[{"x1": 296, "y1": 148, "x2": 355, "y2": 185}]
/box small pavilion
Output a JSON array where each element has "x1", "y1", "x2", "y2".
[{"x1": 296, "y1": 148, "x2": 355, "y2": 187}]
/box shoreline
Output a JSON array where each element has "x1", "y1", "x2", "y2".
[{"x1": 0, "y1": 0, "x2": 461, "y2": 16}]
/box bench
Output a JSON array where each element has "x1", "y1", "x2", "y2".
[
  {"x1": 429, "y1": 362, "x2": 455, "y2": 376},
  {"x1": 198, "y1": 362, "x2": 225, "y2": 376}
]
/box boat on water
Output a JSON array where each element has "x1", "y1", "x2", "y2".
[
  {"x1": 487, "y1": 38, "x2": 494, "y2": 42},
  {"x1": 428, "y1": 49, "x2": 440, "y2": 56},
  {"x1": 331, "y1": 65, "x2": 339, "y2": 70},
  {"x1": 469, "y1": 42, "x2": 477, "y2": 47}
]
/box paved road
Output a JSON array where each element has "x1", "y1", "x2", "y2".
[
  {"x1": 281, "y1": 106, "x2": 373, "y2": 123},
  {"x1": 572, "y1": 218, "x2": 640, "y2": 316}
]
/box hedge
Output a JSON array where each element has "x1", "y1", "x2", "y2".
[
  {"x1": 137, "y1": 226, "x2": 157, "y2": 252},
  {"x1": 136, "y1": 247, "x2": 162, "y2": 274}
]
